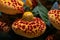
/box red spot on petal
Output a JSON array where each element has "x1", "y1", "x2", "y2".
[
  {"x1": 29, "y1": 23, "x2": 32, "y2": 25},
  {"x1": 35, "y1": 30, "x2": 37, "y2": 33},
  {"x1": 17, "y1": 7, "x2": 20, "y2": 10},
  {"x1": 8, "y1": 2, "x2": 11, "y2": 5},
  {"x1": 41, "y1": 27, "x2": 43, "y2": 30},
  {"x1": 39, "y1": 26, "x2": 43, "y2": 32},
  {"x1": 37, "y1": 24, "x2": 39, "y2": 26},
  {"x1": 14, "y1": 23, "x2": 18, "y2": 26},
  {"x1": 31, "y1": 22, "x2": 35, "y2": 24},
  {"x1": 20, "y1": 21, "x2": 23, "y2": 23},
  {"x1": 33, "y1": 26, "x2": 36, "y2": 28},
  {"x1": 26, "y1": 22, "x2": 28, "y2": 25},
  {"x1": 11, "y1": 0, "x2": 16, "y2": 2},
  {"x1": 32, "y1": 0, "x2": 37, "y2": 7},
  {"x1": 14, "y1": 2, "x2": 17, "y2": 6},
  {"x1": 4, "y1": 2, "x2": 6, "y2": 4},
  {"x1": 58, "y1": 18, "x2": 60, "y2": 21},
  {"x1": 31, "y1": 31, "x2": 34, "y2": 33},
  {"x1": 17, "y1": 2, "x2": 22, "y2": 6},
  {"x1": 53, "y1": 10, "x2": 56, "y2": 13},
  {"x1": 28, "y1": 26, "x2": 32, "y2": 31},
  {"x1": 55, "y1": 14, "x2": 57, "y2": 16},
  {"x1": 24, "y1": 29, "x2": 27, "y2": 33},
  {"x1": 19, "y1": 7, "x2": 24, "y2": 13},
  {"x1": 12, "y1": 4, "x2": 15, "y2": 7},
  {"x1": 55, "y1": 15, "x2": 59, "y2": 19},
  {"x1": 17, "y1": 26, "x2": 21, "y2": 30},
  {"x1": 57, "y1": 10, "x2": 60, "y2": 14},
  {"x1": 22, "y1": 25, "x2": 25, "y2": 29}
]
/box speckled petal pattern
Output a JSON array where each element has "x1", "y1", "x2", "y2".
[
  {"x1": 12, "y1": 17, "x2": 46, "y2": 38},
  {"x1": 48, "y1": 10, "x2": 60, "y2": 30},
  {"x1": 0, "y1": 0, "x2": 24, "y2": 15}
]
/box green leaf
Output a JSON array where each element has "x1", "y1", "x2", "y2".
[
  {"x1": 39, "y1": 6, "x2": 48, "y2": 14},
  {"x1": 32, "y1": 6, "x2": 39, "y2": 16},
  {"x1": 0, "y1": 12, "x2": 2, "y2": 16},
  {"x1": 32, "y1": 4, "x2": 49, "y2": 25},
  {"x1": 24, "y1": 5, "x2": 31, "y2": 11}
]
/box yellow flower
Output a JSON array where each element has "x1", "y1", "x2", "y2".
[
  {"x1": 26, "y1": 0, "x2": 32, "y2": 9},
  {"x1": 0, "y1": 0, "x2": 24, "y2": 15},
  {"x1": 22, "y1": 12, "x2": 34, "y2": 21}
]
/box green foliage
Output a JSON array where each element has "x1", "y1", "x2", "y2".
[{"x1": 32, "y1": 1, "x2": 49, "y2": 25}]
